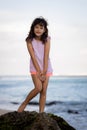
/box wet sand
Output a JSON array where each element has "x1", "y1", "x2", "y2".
[{"x1": 0, "y1": 109, "x2": 12, "y2": 115}]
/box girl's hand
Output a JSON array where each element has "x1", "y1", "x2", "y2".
[
  {"x1": 37, "y1": 71, "x2": 41, "y2": 79},
  {"x1": 40, "y1": 74, "x2": 46, "y2": 82},
  {"x1": 40, "y1": 71, "x2": 46, "y2": 82},
  {"x1": 37, "y1": 72, "x2": 46, "y2": 82},
  {"x1": 37, "y1": 71, "x2": 46, "y2": 82}
]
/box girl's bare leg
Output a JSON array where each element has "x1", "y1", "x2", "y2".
[
  {"x1": 39, "y1": 77, "x2": 49, "y2": 113},
  {"x1": 17, "y1": 75, "x2": 42, "y2": 112}
]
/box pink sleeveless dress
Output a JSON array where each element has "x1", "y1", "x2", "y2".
[{"x1": 30, "y1": 38, "x2": 53, "y2": 76}]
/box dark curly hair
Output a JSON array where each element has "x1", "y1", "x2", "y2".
[{"x1": 25, "y1": 17, "x2": 48, "y2": 44}]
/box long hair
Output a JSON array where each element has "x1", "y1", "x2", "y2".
[{"x1": 25, "y1": 17, "x2": 48, "y2": 44}]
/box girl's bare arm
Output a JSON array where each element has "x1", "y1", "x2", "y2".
[{"x1": 43, "y1": 37, "x2": 50, "y2": 75}]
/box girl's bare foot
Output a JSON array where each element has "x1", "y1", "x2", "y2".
[{"x1": 17, "y1": 103, "x2": 26, "y2": 112}]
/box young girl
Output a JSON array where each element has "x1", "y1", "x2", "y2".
[{"x1": 17, "y1": 17, "x2": 53, "y2": 113}]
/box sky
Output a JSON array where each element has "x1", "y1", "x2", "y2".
[{"x1": 0, "y1": 0, "x2": 87, "y2": 76}]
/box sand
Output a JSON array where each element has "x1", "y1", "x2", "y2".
[{"x1": 0, "y1": 109, "x2": 12, "y2": 116}]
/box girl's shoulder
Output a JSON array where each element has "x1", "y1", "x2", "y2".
[
  {"x1": 47, "y1": 36, "x2": 51, "y2": 40},
  {"x1": 26, "y1": 39, "x2": 32, "y2": 44},
  {"x1": 46, "y1": 36, "x2": 51, "y2": 42}
]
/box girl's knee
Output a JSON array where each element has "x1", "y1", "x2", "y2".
[
  {"x1": 32, "y1": 75, "x2": 42, "y2": 92},
  {"x1": 36, "y1": 85, "x2": 42, "y2": 93}
]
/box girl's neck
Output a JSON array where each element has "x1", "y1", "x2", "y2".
[{"x1": 35, "y1": 36, "x2": 41, "y2": 41}]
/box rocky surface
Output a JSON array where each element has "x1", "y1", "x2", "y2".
[{"x1": 0, "y1": 111, "x2": 76, "y2": 130}]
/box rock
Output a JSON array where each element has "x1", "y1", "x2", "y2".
[
  {"x1": 0, "y1": 111, "x2": 76, "y2": 130},
  {"x1": 67, "y1": 109, "x2": 79, "y2": 114}
]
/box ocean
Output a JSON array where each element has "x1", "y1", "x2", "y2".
[{"x1": 0, "y1": 76, "x2": 87, "y2": 130}]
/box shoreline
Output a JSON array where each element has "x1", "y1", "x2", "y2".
[{"x1": 0, "y1": 109, "x2": 12, "y2": 116}]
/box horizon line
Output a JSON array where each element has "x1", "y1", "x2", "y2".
[{"x1": 0, "y1": 74, "x2": 87, "y2": 77}]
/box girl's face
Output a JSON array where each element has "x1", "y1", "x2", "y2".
[{"x1": 34, "y1": 24, "x2": 45, "y2": 38}]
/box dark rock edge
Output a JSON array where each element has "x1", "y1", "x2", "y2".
[{"x1": 0, "y1": 111, "x2": 76, "y2": 130}]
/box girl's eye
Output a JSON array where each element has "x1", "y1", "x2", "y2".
[
  {"x1": 40, "y1": 26, "x2": 44, "y2": 29},
  {"x1": 40, "y1": 27, "x2": 43, "y2": 29},
  {"x1": 35, "y1": 26, "x2": 39, "y2": 28},
  {"x1": 35, "y1": 25, "x2": 44, "y2": 30}
]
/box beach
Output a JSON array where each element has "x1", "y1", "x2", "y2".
[{"x1": 0, "y1": 109, "x2": 11, "y2": 116}]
